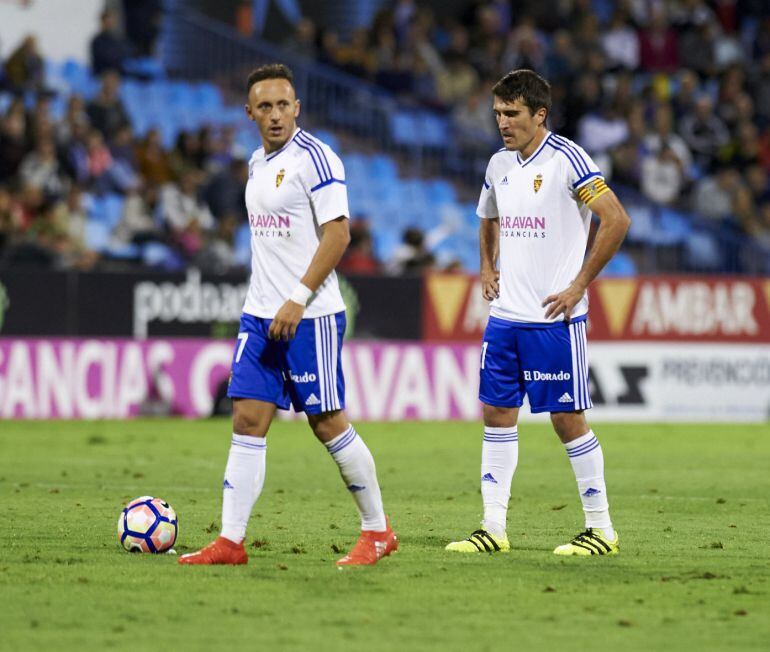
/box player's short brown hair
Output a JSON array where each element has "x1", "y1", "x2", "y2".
[
  {"x1": 246, "y1": 63, "x2": 294, "y2": 94},
  {"x1": 492, "y1": 69, "x2": 551, "y2": 119}
]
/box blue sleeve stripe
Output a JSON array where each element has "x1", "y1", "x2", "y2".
[
  {"x1": 548, "y1": 141, "x2": 584, "y2": 177},
  {"x1": 483, "y1": 180, "x2": 490, "y2": 189},
  {"x1": 572, "y1": 171, "x2": 602, "y2": 189},
  {"x1": 296, "y1": 132, "x2": 333, "y2": 181},
  {"x1": 310, "y1": 178, "x2": 346, "y2": 192},
  {"x1": 545, "y1": 141, "x2": 583, "y2": 177},
  {"x1": 549, "y1": 137, "x2": 589, "y2": 176},
  {"x1": 294, "y1": 141, "x2": 326, "y2": 184},
  {"x1": 550, "y1": 134, "x2": 591, "y2": 176},
  {"x1": 296, "y1": 132, "x2": 332, "y2": 178}
]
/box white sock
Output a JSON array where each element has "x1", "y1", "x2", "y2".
[
  {"x1": 325, "y1": 425, "x2": 386, "y2": 532},
  {"x1": 220, "y1": 433, "x2": 267, "y2": 544},
  {"x1": 564, "y1": 430, "x2": 615, "y2": 540},
  {"x1": 481, "y1": 426, "x2": 519, "y2": 538}
]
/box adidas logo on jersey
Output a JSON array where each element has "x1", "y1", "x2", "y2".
[
  {"x1": 305, "y1": 393, "x2": 321, "y2": 406},
  {"x1": 500, "y1": 176, "x2": 509, "y2": 185},
  {"x1": 558, "y1": 392, "x2": 573, "y2": 403}
]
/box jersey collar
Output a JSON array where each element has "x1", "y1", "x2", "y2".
[
  {"x1": 516, "y1": 130, "x2": 551, "y2": 167},
  {"x1": 263, "y1": 127, "x2": 301, "y2": 162}
]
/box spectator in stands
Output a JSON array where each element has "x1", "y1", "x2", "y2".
[
  {"x1": 135, "y1": 128, "x2": 173, "y2": 185},
  {"x1": 195, "y1": 213, "x2": 239, "y2": 274},
  {"x1": 452, "y1": 84, "x2": 498, "y2": 145},
  {"x1": 745, "y1": 165, "x2": 770, "y2": 205},
  {"x1": 168, "y1": 130, "x2": 203, "y2": 180},
  {"x1": 601, "y1": 10, "x2": 639, "y2": 71},
  {"x1": 54, "y1": 185, "x2": 95, "y2": 264},
  {"x1": 122, "y1": 0, "x2": 163, "y2": 57},
  {"x1": 0, "y1": 107, "x2": 28, "y2": 181},
  {"x1": 640, "y1": 144, "x2": 686, "y2": 206},
  {"x1": 435, "y1": 52, "x2": 479, "y2": 108},
  {"x1": 113, "y1": 181, "x2": 163, "y2": 246},
  {"x1": 671, "y1": 69, "x2": 701, "y2": 121},
  {"x1": 87, "y1": 71, "x2": 130, "y2": 139},
  {"x1": 336, "y1": 28, "x2": 377, "y2": 79},
  {"x1": 611, "y1": 104, "x2": 646, "y2": 187},
  {"x1": 576, "y1": 100, "x2": 629, "y2": 156},
  {"x1": 386, "y1": 227, "x2": 435, "y2": 275},
  {"x1": 638, "y1": 5, "x2": 679, "y2": 73},
  {"x1": 159, "y1": 170, "x2": 214, "y2": 258},
  {"x1": 679, "y1": 94, "x2": 730, "y2": 170},
  {"x1": 720, "y1": 121, "x2": 762, "y2": 170},
  {"x1": 27, "y1": 96, "x2": 56, "y2": 148},
  {"x1": 282, "y1": 17, "x2": 318, "y2": 60},
  {"x1": 0, "y1": 184, "x2": 22, "y2": 252},
  {"x1": 754, "y1": 201, "x2": 770, "y2": 248},
  {"x1": 109, "y1": 125, "x2": 140, "y2": 192},
  {"x1": 203, "y1": 157, "x2": 248, "y2": 220},
  {"x1": 91, "y1": 9, "x2": 132, "y2": 76},
  {"x1": 84, "y1": 129, "x2": 115, "y2": 193},
  {"x1": 339, "y1": 220, "x2": 380, "y2": 274},
  {"x1": 751, "y1": 52, "x2": 770, "y2": 125},
  {"x1": 692, "y1": 166, "x2": 742, "y2": 220},
  {"x1": 3, "y1": 35, "x2": 45, "y2": 95},
  {"x1": 644, "y1": 104, "x2": 693, "y2": 175},
  {"x1": 19, "y1": 138, "x2": 65, "y2": 199},
  {"x1": 502, "y1": 17, "x2": 546, "y2": 73},
  {"x1": 674, "y1": 1, "x2": 718, "y2": 77},
  {"x1": 56, "y1": 95, "x2": 90, "y2": 146}
]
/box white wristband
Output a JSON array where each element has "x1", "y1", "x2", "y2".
[{"x1": 289, "y1": 283, "x2": 313, "y2": 306}]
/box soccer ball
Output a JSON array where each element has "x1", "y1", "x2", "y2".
[{"x1": 117, "y1": 496, "x2": 178, "y2": 553}]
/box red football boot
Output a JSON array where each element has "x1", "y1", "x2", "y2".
[
  {"x1": 336, "y1": 518, "x2": 398, "y2": 567},
  {"x1": 178, "y1": 536, "x2": 248, "y2": 565}
]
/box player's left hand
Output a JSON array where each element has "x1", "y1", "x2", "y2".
[
  {"x1": 269, "y1": 300, "x2": 305, "y2": 341},
  {"x1": 542, "y1": 283, "x2": 586, "y2": 322}
]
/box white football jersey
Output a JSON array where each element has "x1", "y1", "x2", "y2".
[
  {"x1": 477, "y1": 131, "x2": 609, "y2": 324},
  {"x1": 242, "y1": 127, "x2": 348, "y2": 319}
]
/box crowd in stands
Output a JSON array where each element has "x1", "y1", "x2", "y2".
[
  {"x1": 2, "y1": 0, "x2": 770, "y2": 276},
  {"x1": 282, "y1": 0, "x2": 770, "y2": 252}
]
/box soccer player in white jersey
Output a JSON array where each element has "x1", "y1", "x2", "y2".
[
  {"x1": 446, "y1": 70, "x2": 631, "y2": 556},
  {"x1": 179, "y1": 64, "x2": 397, "y2": 567}
]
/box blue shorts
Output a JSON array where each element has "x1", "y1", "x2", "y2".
[
  {"x1": 479, "y1": 315, "x2": 592, "y2": 414},
  {"x1": 227, "y1": 311, "x2": 346, "y2": 415}
]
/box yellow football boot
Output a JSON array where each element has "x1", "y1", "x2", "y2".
[
  {"x1": 553, "y1": 528, "x2": 619, "y2": 556},
  {"x1": 445, "y1": 529, "x2": 510, "y2": 553}
]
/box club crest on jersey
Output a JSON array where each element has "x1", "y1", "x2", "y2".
[
  {"x1": 276, "y1": 168, "x2": 285, "y2": 188},
  {"x1": 534, "y1": 173, "x2": 543, "y2": 193}
]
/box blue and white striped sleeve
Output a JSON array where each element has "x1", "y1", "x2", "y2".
[
  {"x1": 297, "y1": 134, "x2": 349, "y2": 225},
  {"x1": 476, "y1": 161, "x2": 498, "y2": 220},
  {"x1": 547, "y1": 134, "x2": 604, "y2": 192}
]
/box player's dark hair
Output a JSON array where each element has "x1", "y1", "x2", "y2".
[
  {"x1": 246, "y1": 63, "x2": 295, "y2": 94},
  {"x1": 492, "y1": 69, "x2": 551, "y2": 120}
]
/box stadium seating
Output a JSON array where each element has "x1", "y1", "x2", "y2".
[{"x1": 36, "y1": 61, "x2": 758, "y2": 277}]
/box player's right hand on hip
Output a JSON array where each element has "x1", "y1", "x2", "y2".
[{"x1": 481, "y1": 269, "x2": 500, "y2": 301}]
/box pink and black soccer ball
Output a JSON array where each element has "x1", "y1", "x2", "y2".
[{"x1": 117, "y1": 496, "x2": 178, "y2": 553}]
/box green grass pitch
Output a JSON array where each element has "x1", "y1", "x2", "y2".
[{"x1": 1, "y1": 419, "x2": 768, "y2": 651}]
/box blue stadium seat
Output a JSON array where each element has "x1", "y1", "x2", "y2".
[
  {"x1": 651, "y1": 208, "x2": 693, "y2": 246},
  {"x1": 88, "y1": 194, "x2": 124, "y2": 230},
  {"x1": 84, "y1": 218, "x2": 111, "y2": 252},
  {"x1": 602, "y1": 251, "x2": 637, "y2": 277},
  {"x1": 390, "y1": 111, "x2": 419, "y2": 146},
  {"x1": 234, "y1": 223, "x2": 251, "y2": 267},
  {"x1": 684, "y1": 230, "x2": 722, "y2": 270},
  {"x1": 425, "y1": 179, "x2": 457, "y2": 205},
  {"x1": 311, "y1": 128, "x2": 340, "y2": 151}
]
